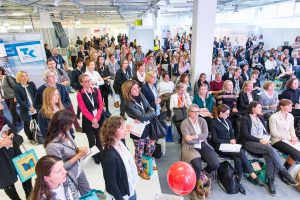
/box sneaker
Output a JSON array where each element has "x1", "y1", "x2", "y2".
[
  {"x1": 138, "y1": 171, "x2": 150, "y2": 180},
  {"x1": 280, "y1": 169, "x2": 298, "y2": 186}
]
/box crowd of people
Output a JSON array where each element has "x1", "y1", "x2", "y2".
[{"x1": 1, "y1": 33, "x2": 300, "y2": 200}]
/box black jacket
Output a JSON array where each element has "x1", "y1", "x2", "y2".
[
  {"x1": 237, "y1": 91, "x2": 258, "y2": 115},
  {"x1": 71, "y1": 68, "x2": 83, "y2": 90},
  {"x1": 211, "y1": 118, "x2": 235, "y2": 149},
  {"x1": 101, "y1": 148, "x2": 130, "y2": 200},
  {"x1": 280, "y1": 88, "x2": 300, "y2": 106},
  {"x1": 141, "y1": 83, "x2": 157, "y2": 111},
  {"x1": 124, "y1": 94, "x2": 156, "y2": 139},
  {"x1": 14, "y1": 82, "x2": 37, "y2": 121},
  {"x1": 241, "y1": 71, "x2": 250, "y2": 81},
  {"x1": 113, "y1": 68, "x2": 132, "y2": 94},
  {"x1": 229, "y1": 77, "x2": 243, "y2": 92},
  {"x1": 240, "y1": 114, "x2": 268, "y2": 144}
]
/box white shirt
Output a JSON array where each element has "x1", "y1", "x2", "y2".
[
  {"x1": 51, "y1": 184, "x2": 74, "y2": 200},
  {"x1": 265, "y1": 60, "x2": 277, "y2": 71},
  {"x1": 157, "y1": 81, "x2": 174, "y2": 96},
  {"x1": 85, "y1": 71, "x2": 104, "y2": 87}
]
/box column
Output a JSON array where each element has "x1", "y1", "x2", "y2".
[{"x1": 190, "y1": 0, "x2": 217, "y2": 85}]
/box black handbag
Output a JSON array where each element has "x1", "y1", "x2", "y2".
[
  {"x1": 150, "y1": 114, "x2": 168, "y2": 140},
  {"x1": 172, "y1": 107, "x2": 187, "y2": 122}
]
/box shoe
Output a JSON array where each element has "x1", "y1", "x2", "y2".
[
  {"x1": 239, "y1": 183, "x2": 246, "y2": 195},
  {"x1": 189, "y1": 191, "x2": 198, "y2": 200},
  {"x1": 279, "y1": 171, "x2": 290, "y2": 185},
  {"x1": 138, "y1": 171, "x2": 150, "y2": 180},
  {"x1": 75, "y1": 127, "x2": 83, "y2": 133},
  {"x1": 280, "y1": 169, "x2": 298, "y2": 186},
  {"x1": 267, "y1": 177, "x2": 276, "y2": 196},
  {"x1": 94, "y1": 157, "x2": 101, "y2": 165},
  {"x1": 153, "y1": 166, "x2": 157, "y2": 171},
  {"x1": 254, "y1": 177, "x2": 266, "y2": 186}
]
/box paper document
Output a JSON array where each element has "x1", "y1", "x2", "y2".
[
  {"x1": 126, "y1": 117, "x2": 149, "y2": 138},
  {"x1": 81, "y1": 146, "x2": 100, "y2": 163},
  {"x1": 282, "y1": 140, "x2": 300, "y2": 152},
  {"x1": 219, "y1": 144, "x2": 242, "y2": 152},
  {"x1": 194, "y1": 143, "x2": 201, "y2": 150}
]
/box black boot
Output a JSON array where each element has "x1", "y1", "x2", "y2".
[
  {"x1": 280, "y1": 169, "x2": 298, "y2": 186},
  {"x1": 267, "y1": 177, "x2": 276, "y2": 196},
  {"x1": 22, "y1": 178, "x2": 33, "y2": 199},
  {"x1": 284, "y1": 161, "x2": 292, "y2": 170},
  {"x1": 239, "y1": 183, "x2": 246, "y2": 195}
]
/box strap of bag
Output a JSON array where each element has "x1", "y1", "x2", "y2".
[{"x1": 67, "y1": 173, "x2": 84, "y2": 195}]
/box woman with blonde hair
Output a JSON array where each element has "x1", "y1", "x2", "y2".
[
  {"x1": 238, "y1": 81, "x2": 258, "y2": 115},
  {"x1": 122, "y1": 80, "x2": 156, "y2": 180},
  {"x1": 38, "y1": 87, "x2": 64, "y2": 139},
  {"x1": 14, "y1": 70, "x2": 37, "y2": 144}
]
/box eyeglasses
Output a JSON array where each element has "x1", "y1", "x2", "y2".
[
  {"x1": 82, "y1": 79, "x2": 92, "y2": 83},
  {"x1": 190, "y1": 110, "x2": 200, "y2": 113}
]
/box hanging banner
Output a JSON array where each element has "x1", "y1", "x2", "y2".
[{"x1": 0, "y1": 39, "x2": 13, "y2": 75}]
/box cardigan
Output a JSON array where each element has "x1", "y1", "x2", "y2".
[
  {"x1": 14, "y1": 82, "x2": 37, "y2": 121},
  {"x1": 210, "y1": 80, "x2": 224, "y2": 92},
  {"x1": 101, "y1": 148, "x2": 130, "y2": 200},
  {"x1": 259, "y1": 91, "x2": 278, "y2": 113},
  {"x1": 269, "y1": 111, "x2": 296, "y2": 144},
  {"x1": 192, "y1": 94, "x2": 213, "y2": 112}
]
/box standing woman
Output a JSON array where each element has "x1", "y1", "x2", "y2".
[
  {"x1": 96, "y1": 56, "x2": 112, "y2": 116},
  {"x1": 77, "y1": 74, "x2": 104, "y2": 164},
  {"x1": 84, "y1": 60, "x2": 104, "y2": 89},
  {"x1": 38, "y1": 87, "x2": 65, "y2": 139},
  {"x1": 240, "y1": 102, "x2": 297, "y2": 195},
  {"x1": 122, "y1": 80, "x2": 156, "y2": 180},
  {"x1": 44, "y1": 110, "x2": 90, "y2": 195},
  {"x1": 107, "y1": 53, "x2": 121, "y2": 108},
  {"x1": 0, "y1": 101, "x2": 32, "y2": 199},
  {"x1": 126, "y1": 53, "x2": 135, "y2": 76},
  {"x1": 211, "y1": 104, "x2": 265, "y2": 195},
  {"x1": 114, "y1": 59, "x2": 132, "y2": 118},
  {"x1": 30, "y1": 155, "x2": 81, "y2": 200},
  {"x1": 100, "y1": 116, "x2": 138, "y2": 200},
  {"x1": 132, "y1": 61, "x2": 146, "y2": 88},
  {"x1": 14, "y1": 71, "x2": 37, "y2": 144}
]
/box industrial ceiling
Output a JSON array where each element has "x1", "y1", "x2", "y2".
[{"x1": 0, "y1": 0, "x2": 293, "y2": 24}]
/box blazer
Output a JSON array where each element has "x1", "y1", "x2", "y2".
[
  {"x1": 211, "y1": 118, "x2": 235, "y2": 150},
  {"x1": 280, "y1": 88, "x2": 300, "y2": 106},
  {"x1": 124, "y1": 94, "x2": 156, "y2": 139},
  {"x1": 141, "y1": 83, "x2": 157, "y2": 112},
  {"x1": 101, "y1": 148, "x2": 130, "y2": 200},
  {"x1": 34, "y1": 83, "x2": 71, "y2": 111},
  {"x1": 71, "y1": 68, "x2": 83, "y2": 90},
  {"x1": 180, "y1": 117, "x2": 210, "y2": 163},
  {"x1": 237, "y1": 91, "x2": 258, "y2": 115},
  {"x1": 169, "y1": 93, "x2": 192, "y2": 117},
  {"x1": 14, "y1": 82, "x2": 37, "y2": 121},
  {"x1": 113, "y1": 68, "x2": 132, "y2": 94},
  {"x1": 229, "y1": 77, "x2": 243, "y2": 93},
  {"x1": 240, "y1": 114, "x2": 268, "y2": 144},
  {"x1": 241, "y1": 71, "x2": 250, "y2": 81},
  {"x1": 45, "y1": 132, "x2": 82, "y2": 179}
]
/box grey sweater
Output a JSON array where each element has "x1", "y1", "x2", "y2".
[{"x1": 258, "y1": 91, "x2": 278, "y2": 113}]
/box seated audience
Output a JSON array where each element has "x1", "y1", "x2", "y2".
[
  {"x1": 238, "y1": 81, "x2": 258, "y2": 115},
  {"x1": 178, "y1": 73, "x2": 192, "y2": 94},
  {"x1": 240, "y1": 101, "x2": 297, "y2": 195},
  {"x1": 211, "y1": 104, "x2": 265, "y2": 195},
  {"x1": 264, "y1": 55, "x2": 277, "y2": 80},
  {"x1": 181, "y1": 104, "x2": 219, "y2": 200},
  {"x1": 229, "y1": 68, "x2": 243, "y2": 94},
  {"x1": 101, "y1": 116, "x2": 138, "y2": 200},
  {"x1": 250, "y1": 70, "x2": 261, "y2": 95},
  {"x1": 157, "y1": 72, "x2": 175, "y2": 117},
  {"x1": 280, "y1": 78, "x2": 300, "y2": 106},
  {"x1": 194, "y1": 73, "x2": 210, "y2": 95},
  {"x1": 210, "y1": 72, "x2": 224, "y2": 95},
  {"x1": 222, "y1": 66, "x2": 235, "y2": 81},
  {"x1": 259, "y1": 81, "x2": 279, "y2": 119},
  {"x1": 241, "y1": 64, "x2": 250, "y2": 81}
]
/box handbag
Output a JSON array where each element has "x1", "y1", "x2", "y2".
[
  {"x1": 172, "y1": 107, "x2": 187, "y2": 122},
  {"x1": 30, "y1": 119, "x2": 44, "y2": 144},
  {"x1": 150, "y1": 113, "x2": 168, "y2": 140}
]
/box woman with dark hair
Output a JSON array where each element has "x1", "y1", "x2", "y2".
[
  {"x1": 77, "y1": 74, "x2": 104, "y2": 164},
  {"x1": 193, "y1": 73, "x2": 209, "y2": 96},
  {"x1": 126, "y1": 53, "x2": 135, "y2": 76},
  {"x1": 157, "y1": 72, "x2": 174, "y2": 117},
  {"x1": 96, "y1": 56, "x2": 112, "y2": 116},
  {"x1": 240, "y1": 101, "x2": 297, "y2": 195},
  {"x1": 178, "y1": 73, "x2": 192, "y2": 94},
  {"x1": 241, "y1": 64, "x2": 250, "y2": 81},
  {"x1": 31, "y1": 155, "x2": 81, "y2": 200},
  {"x1": 122, "y1": 80, "x2": 156, "y2": 180},
  {"x1": 14, "y1": 70, "x2": 37, "y2": 144},
  {"x1": 132, "y1": 61, "x2": 146, "y2": 88},
  {"x1": 44, "y1": 110, "x2": 90, "y2": 195},
  {"x1": 280, "y1": 78, "x2": 300, "y2": 106},
  {"x1": 0, "y1": 101, "x2": 32, "y2": 200},
  {"x1": 100, "y1": 116, "x2": 138, "y2": 200},
  {"x1": 269, "y1": 99, "x2": 300, "y2": 170},
  {"x1": 211, "y1": 104, "x2": 265, "y2": 195},
  {"x1": 278, "y1": 57, "x2": 294, "y2": 82}
]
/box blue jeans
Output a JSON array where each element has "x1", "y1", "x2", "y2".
[{"x1": 128, "y1": 193, "x2": 137, "y2": 200}]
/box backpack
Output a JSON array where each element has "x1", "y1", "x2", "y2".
[
  {"x1": 30, "y1": 119, "x2": 44, "y2": 144},
  {"x1": 217, "y1": 161, "x2": 240, "y2": 194},
  {"x1": 196, "y1": 171, "x2": 212, "y2": 200}
]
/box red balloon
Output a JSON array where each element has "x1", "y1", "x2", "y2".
[{"x1": 167, "y1": 161, "x2": 196, "y2": 196}]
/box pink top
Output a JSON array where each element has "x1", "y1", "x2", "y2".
[{"x1": 77, "y1": 87, "x2": 104, "y2": 122}]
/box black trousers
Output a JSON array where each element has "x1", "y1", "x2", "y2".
[
  {"x1": 173, "y1": 120, "x2": 183, "y2": 142},
  {"x1": 217, "y1": 149, "x2": 254, "y2": 178},
  {"x1": 119, "y1": 91, "x2": 125, "y2": 117},
  {"x1": 71, "y1": 56, "x2": 77, "y2": 69},
  {"x1": 5, "y1": 98, "x2": 21, "y2": 127},
  {"x1": 190, "y1": 142, "x2": 220, "y2": 181},
  {"x1": 273, "y1": 141, "x2": 300, "y2": 161},
  {"x1": 77, "y1": 105, "x2": 81, "y2": 118},
  {"x1": 23, "y1": 113, "x2": 37, "y2": 141},
  {"x1": 4, "y1": 178, "x2": 32, "y2": 200}
]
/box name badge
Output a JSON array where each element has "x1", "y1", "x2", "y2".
[{"x1": 92, "y1": 109, "x2": 97, "y2": 117}]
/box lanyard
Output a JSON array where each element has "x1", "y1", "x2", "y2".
[
  {"x1": 84, "y1": 89, "x2": 95, "y2": 108},
  {"x1": 217, "y1": 117, "x2": 230, "y2": 131},
  {"x1": 134, "y1": 101, "x2": 144, "y2": 111}
]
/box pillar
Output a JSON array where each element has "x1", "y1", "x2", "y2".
[{"x1": 190, "y1": 0, "x2": 217, "y2": 85}]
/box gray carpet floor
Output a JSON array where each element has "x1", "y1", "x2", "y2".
[{"x1": 156, "y1": 142, "x2": 300, "y2": 200}]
